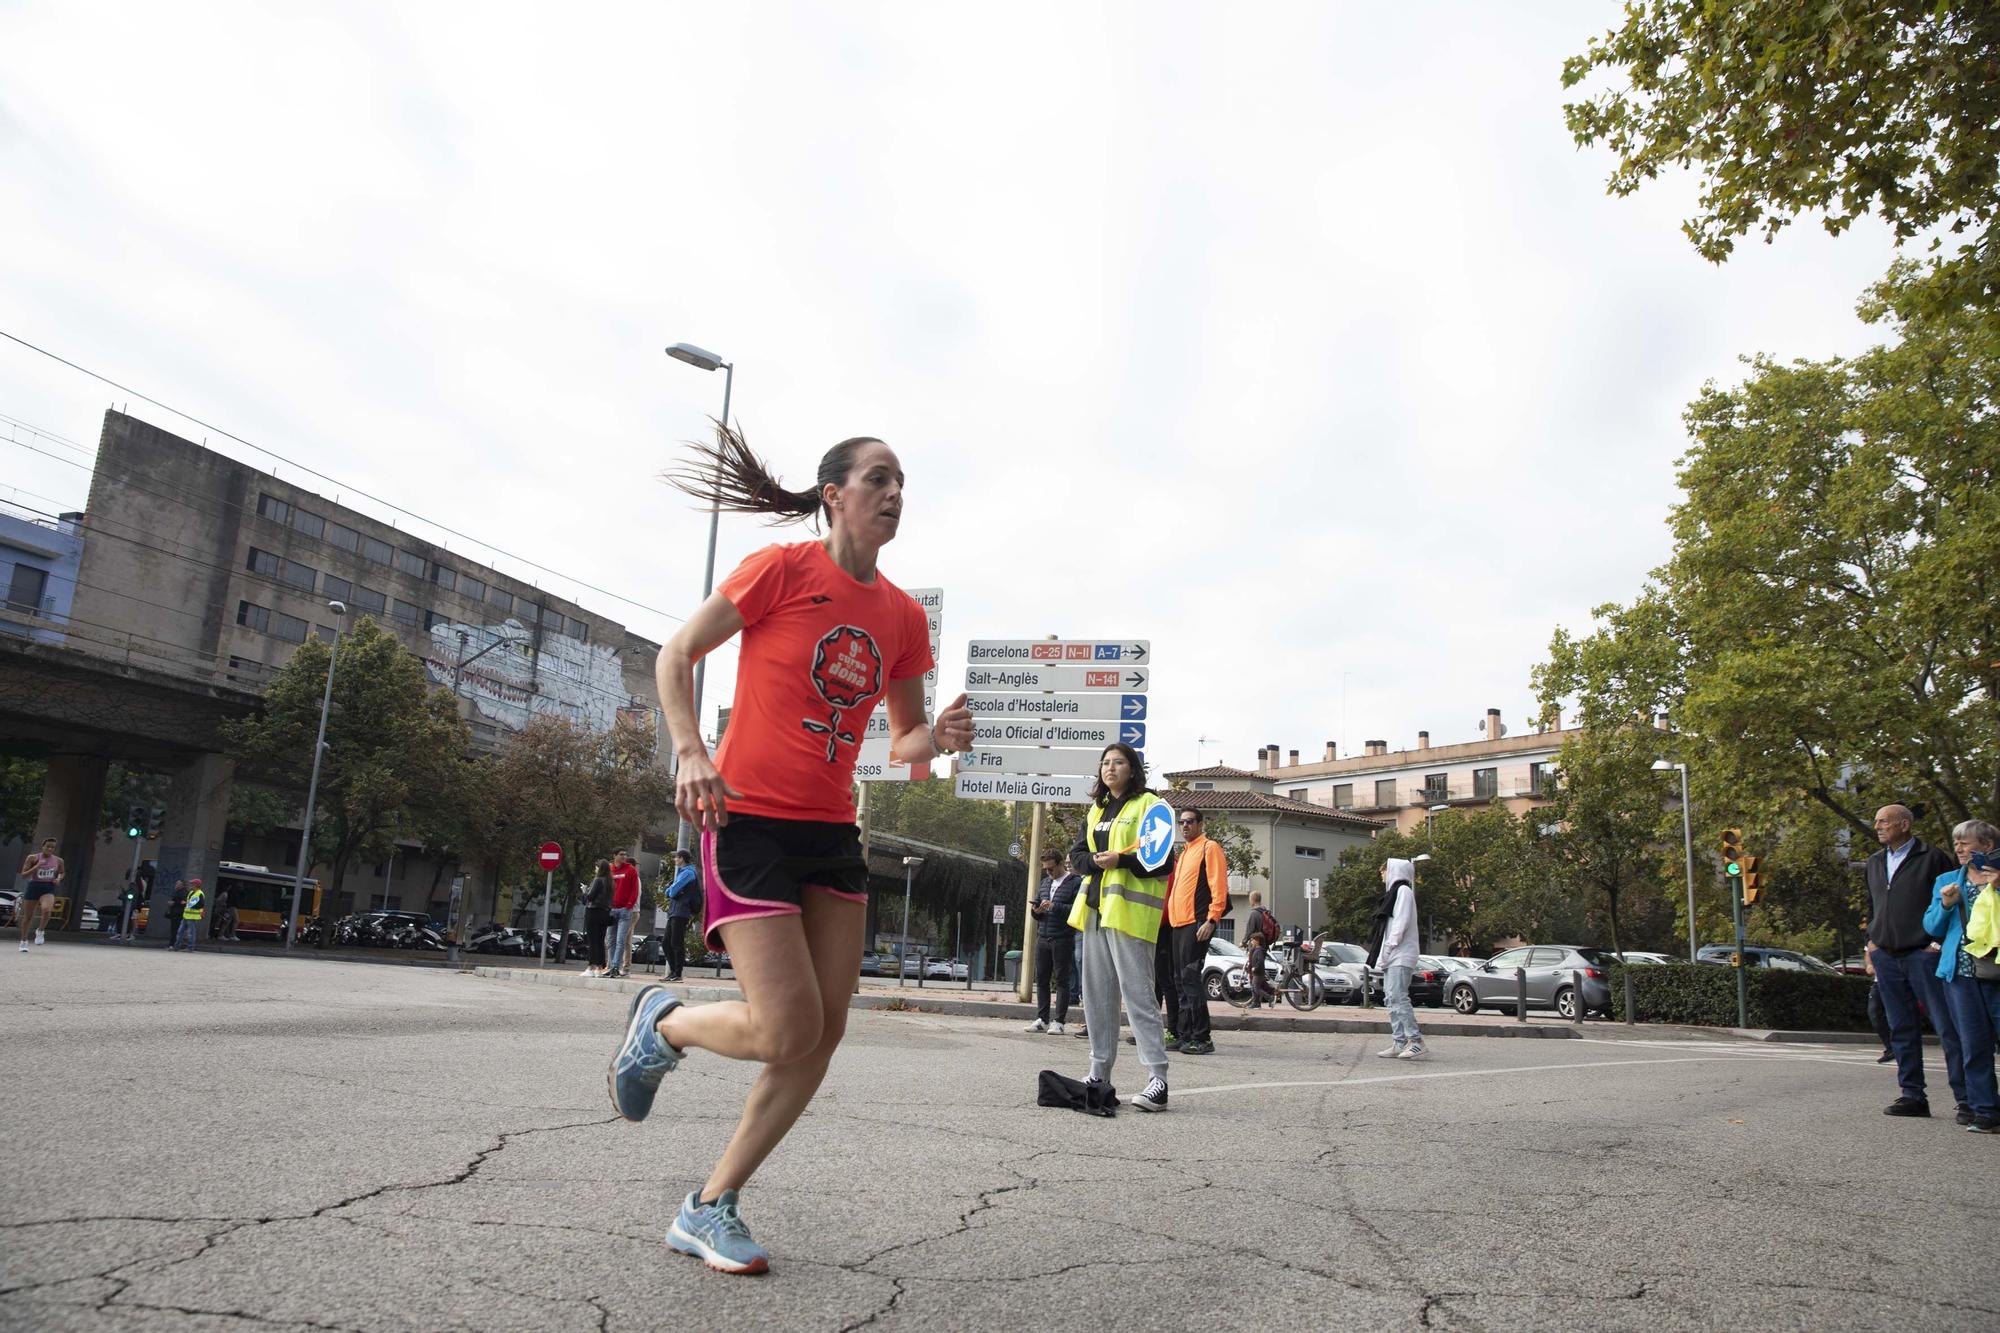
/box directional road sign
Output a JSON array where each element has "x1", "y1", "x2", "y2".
[
  {"x1": 971, "y1": 718, "x2": 1145, "y2": 749},
  {"x1": 958, "y1": 747, "x2": 1121, "y2": 778},
  {"x1": 857, "y1": 587, "x2": 942, "y2": 779},
  {"x1": 967, "y1": 639, "x2": 1149, "y2": 665},
  {"x1": 954, "y1": 772, "x2": 1094, "y2": 805},
  {"x1": 1134, "y1": 802, "x2": 1175, "y2": 872},
  {"x1": 964, "y1": 664, "x2": 1149, "y2": 693},
  {"x1": 965, "y1": 692, "x2": 1146, "y2": 722}
]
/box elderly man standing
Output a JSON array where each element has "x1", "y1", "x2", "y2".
[{"x1": 1866, "y1": 804, "x2": 1965, "y2": 1120}]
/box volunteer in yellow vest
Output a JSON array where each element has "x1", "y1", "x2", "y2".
[
  {"x1": 1065, "y1": 742, "x2": 1173, "y2": 1112},
  {"x1": 175, "y1": 878, "x2": 207, "y2": 953}
]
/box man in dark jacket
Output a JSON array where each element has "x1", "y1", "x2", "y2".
[
  {"x1": 1027, "y1": 849, "x2": 1082, "y2": 1034},
  {"x1": 1865, "y1": 804, "x2": 1965, "y2": 1119}
]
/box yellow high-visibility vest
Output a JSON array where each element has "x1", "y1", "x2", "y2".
[
  {"x1": 1066, "y1": 790, "x2": 1168, "y2": 944},
  {"x1": 182, "y1": 889, "x2": 206, "y2": 921}
]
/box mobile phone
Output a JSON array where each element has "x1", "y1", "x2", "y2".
[{"x1": 1974, "y1": 851, "x2": 1999, "y2": 871}]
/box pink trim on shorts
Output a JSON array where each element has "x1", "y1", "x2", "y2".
[{"x1": 697, "y1": 827, "x2": 863, "y2": 951}]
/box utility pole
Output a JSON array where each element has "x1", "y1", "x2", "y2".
[{"x1": 1016, "y1": 801, "x2": 1045, "y2": 1003}]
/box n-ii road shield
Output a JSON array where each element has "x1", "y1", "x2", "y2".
[
  {"x1": 963, "y1": 664, "x2": 1148, "y2": 692},
  {"x1": 965, "y1": 692, "x2": 1146, "y2": 721},
  {"x1": 970, "y1": 718, "x2": 1144, "y2": 749},
  {"x1": 966, "y1": 639, "x2": 1149, "y2": 664},
  {"x1": 953, "y1": 772, "x2": 1094, "y2": 805}
]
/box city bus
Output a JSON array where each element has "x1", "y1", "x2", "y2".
[{"x1": 134, "y1": 862, "x2": 321, "y2": 940}]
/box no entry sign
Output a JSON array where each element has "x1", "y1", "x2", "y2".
[{"x1": 538, "y1": 842, "x2": 563, "y2": 870}]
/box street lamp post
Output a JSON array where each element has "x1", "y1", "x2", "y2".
[
  {"x1": 1426, "y1": 802, "x2": 1449, "y2": 845},
  {"x1": 286, "y1": 600, "x2": 345, "y2": 950},
  {"x1": 665, "y1": 341, "x2": 734, "y2": 856},
  {"x1": 899, "y1": 855, "x2": 924, "y2": 988},
  {"x1": 1652, "y1": 759, "x2": 1698, "y2": 962}
]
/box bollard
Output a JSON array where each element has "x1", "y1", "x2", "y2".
[
  {"x1": 918, "y1": 952, "x2": 926, "y2": 988},
  {"x1": 1624, "y1": 968, "x2": 1636, "y2": 1026},
  {"x1": 1515, "y1": 967, "x2": 1528, "y2": 1022},
  {"x1": 1572, "y1": 969, "x2": 1585, "y2": 1023}
]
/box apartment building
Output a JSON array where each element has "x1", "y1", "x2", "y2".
[
  {"x1": 1191, "y1": 709, "x2": 1578, "y2": 838},
  {"x1": 0, "y1": 509, "x2": 82, "y2": 647}
]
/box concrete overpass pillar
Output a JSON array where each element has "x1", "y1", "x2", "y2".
[
  {"x1": 148, "y1": 752, "x2": 234, "y2": 942},
  {"x1": 30, "y1": 755, "x2": 108, "y2": 933}
]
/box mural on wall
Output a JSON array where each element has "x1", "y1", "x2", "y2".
[{"x1": 423, "y1": 617, "x2": 628, "y2": 732}]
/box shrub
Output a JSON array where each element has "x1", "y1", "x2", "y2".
[{"x1": 1607, "y1": 962, "x2": 1871, "y2": 1032}]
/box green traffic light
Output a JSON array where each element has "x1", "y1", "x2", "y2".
[{"x1": 1726, "y1": 861, "x2": 1741, "y2": 876}]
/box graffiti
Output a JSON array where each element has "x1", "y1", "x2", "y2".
[{"x1": 423, "y1": 618, "x2": 628, "y2": 732}]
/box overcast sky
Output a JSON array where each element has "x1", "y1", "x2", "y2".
[{"x1": 1, "y1": 2, "x2": 1910, "y2": 774}]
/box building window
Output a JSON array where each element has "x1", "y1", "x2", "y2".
[
  {"x1": 567, "y1": 619, "x2": 587, "y2": 642},
  {"x1": 1193, "y1": 781, "x2": 1214, "y2": 790},
  {"x1": 393, "y1": 549, "x2": 428, "y2": 578},
  {"x1": 271, "y1": 612, "x2": 309, "y2": 644},
  {"x1": 1294, "y1": 845, "x2": 1325, "y2": 861},
  {"x1": 246, "y1": 548, "x2": 279, "y2": 577},
  {"x1": 4, "y1": 564, "x2": 48, "y2": 614},
  {"x1": 360, "y1": 536, "x2": 392, "y2": 566},
  {"x1": 460, "y1": 574, "x2": 486, "y2": 602},
  {"x1": 314, "y1": 624, "x2": 336, "y2": 643},
  {"x1": 389, "y1": 599, "x2": 422, "y2": 628},
  {"x1": 279, "y1": 559, "x2": 316, "y2": 593},
  {"x1": 326, "y1": 521, "x2": 361, "y2": 553},
  {"x1": 323, "y1": 575, "x2": 352, "y2": 602},
  {"x1": 1374, "y1": 778, "x2": 1397, "y2": 808},
  {"x1": 236, "y1": 601, "x2": 270, "y2": 633},
  {"x1": 431, "y1": 565, "x2": 457, "y2": 592},
  {"x1": 351, "y1": 585, "x2": 386, "y2": 615},
  {"x1": 1424, "y1": 773, "x2": 1448, "y2": 800},
  {"x1": 1331, "y1": 783, "x2": 1354, "y2": 809},
  {"x1": 256, "y1": 494, "x2": 291, "y2": 525},
  {"x1": 424, "y1": 610, "x2": 450, "y2": 631},
  {"x1": 489, "y1": 589, "x2": 513, "y2": 615},
  {"x1": 1474, "y1": 767, "x2": 1498, "y2": 801},
  {"x1": 1289, "y1": 788, "x2": 1308, "y2": 802},
  {"x1": 1529, "y1": 762, "x2": 1553, "y2": 797},
  {"x1": 291, "y1": 510, "x2": 325, "y2": 541},
  {"x1": 535, "y1": 606, "x2": 565, "y2": 636}
]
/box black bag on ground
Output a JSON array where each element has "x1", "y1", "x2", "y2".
[{"x1": 1037, "y1": 1069, "x2": 1118, "y2": 1117}]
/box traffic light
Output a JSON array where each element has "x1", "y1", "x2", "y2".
[
  {"x1": 1742, "y1": 855, "x2": 1763, "y2": 905},
  {"x1": 125, "y1": 804, "x2": 146, "y2": 839},
  {"x1": 1719, "y1": 827, "x2": 1744, "y2": 877},
  {"x1": 146, "y1": 805, "x2": 165, "y2": 839}
]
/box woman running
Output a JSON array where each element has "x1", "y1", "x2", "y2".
[{"x1": 608, "y1": 426, "x2": 973, "y2": 1275}]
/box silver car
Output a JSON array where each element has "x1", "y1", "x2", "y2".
[{"x1": 1445, "y1": 945, "x2": 1614, "y2": 1019}]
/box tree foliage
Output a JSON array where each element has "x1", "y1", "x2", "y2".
[
  {"x1": 222, "y1": 617, "x2": 471, "y2": 926},
  {"x1": 1563, "y1": 1, "x2": 2000, "y2": 296},
  {"x1": 863, "y1": 778, "x2": 1012, "y2": 861},
  {"x1": 1534, "y1": 730, "x2": 1671, "y2": 957},
  {"x1": 0, "y1": 756, "x2": 45, "y2": 843}
]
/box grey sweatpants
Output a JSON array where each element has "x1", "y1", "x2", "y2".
[{"x1": 1079, "y1": 906, "x2": 1169, "y2": 1086}]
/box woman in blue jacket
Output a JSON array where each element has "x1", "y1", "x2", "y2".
[{"x1": 1922, "y1": 818, "x2": 2000, "y2": 1133}]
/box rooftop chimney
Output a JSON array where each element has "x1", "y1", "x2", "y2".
[
  {"x1": 1417, "y1": 730, "x2": 1430, "y2": 751},
  {"x1": 1485, "y1": 708, "x2": 1503, "y2": 742},
  {"x1": 1365, "y1": 739, "x2": 1387, "y2": 757},
  {"x1": 1255, "y1": 747, "x2": 1268, "y2": 771},
  {"x1": 1323, "y1": 741, "x2": 1337, "y2": 762},
  {"x1": 1288, "y1": 749, "x2": 1299, "y2": 767}
]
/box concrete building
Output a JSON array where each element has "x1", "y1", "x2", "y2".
[
  {"x1": 1156, "y1": 779, "x2": 1383, "y2": 943},
  {"x1": 21, "y1": 409, "x2": 666, "y2": 919},
  {"x1": 0, "y1": 508, "x2": 83, "y2": 647},
  {"x1": 1205, "y1": 708, "x2": 1580, "y2": 839}
]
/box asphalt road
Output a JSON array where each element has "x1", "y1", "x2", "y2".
[{"x1": 2, "y1": 942, "x2": 1990, "y2": 1331}]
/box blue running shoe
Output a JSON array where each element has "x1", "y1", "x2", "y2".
[
  {"x1": 607, "y1": 985, "x2": 683, "y2": 1122},
  {"x1": 667, "y1": 1189, "x2": 770, "y2": 1275}
]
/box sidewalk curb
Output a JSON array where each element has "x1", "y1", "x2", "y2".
[{"x1": 470, "y1": 966, "x2": 1585, "y2": 1039}]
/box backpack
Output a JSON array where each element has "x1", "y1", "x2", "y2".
[{"x1": 1251, "y1": 906, "x2": 1280, "y2": 944}]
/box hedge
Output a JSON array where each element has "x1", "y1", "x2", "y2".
[{"x1": 1606, "y1": 962, "x2": 1872, "y2": 1032}]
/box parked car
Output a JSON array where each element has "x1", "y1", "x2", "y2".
[
  {"x1": 0, "y1": 890, "x2": 16, "y2": 926},
  {"x1": 1446, "y1": 945, "x2": 1615, "y2": 1019},
  {"x1": 77, "y1": 903, "x2": 99, "y2": 931},
  {"x1": 1410, "y1": 956, "x2": 1461, "y2": 1007},
  {"x1": 1440, "y1": 955, "x2": 1488, "y2": 975},
  {"x1": 925, "y1": 958, "x2": 968, "y2": 981},
  {"x1": 1310, "y1": 940, "x2": 1384, "y2": 1004},
  {"x1": 859, "y1": 952, "x2": 893, "y2": 977},
  {"x1": 1696, "y1": 945, "x2": 1839, "y2": 974},
  {"x1": 1834, "y1": 955, "x2": 1869, "y2": 976},
  {"x1": 1619, "y1": 951, "x2": 1675, "y2": 965}
]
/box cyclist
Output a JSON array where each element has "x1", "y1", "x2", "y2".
[{"x1": 606, "y1": 427, "x2": 973, "y2": 1274}]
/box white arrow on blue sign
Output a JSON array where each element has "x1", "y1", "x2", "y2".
[
  {"x1": 1135, "y1": 802, "x2": 1176, "y2": 872},
  {"x1": 965, "y1": 693, "x2": 1146, "y2": 722},
  {"x1": 970, "y1": 718, "x2": 1145, "y2": 749}
]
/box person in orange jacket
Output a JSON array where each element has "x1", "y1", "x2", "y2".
[{"x1": 1165, "y1": 807, "x2": 1230, "y2": 1055}]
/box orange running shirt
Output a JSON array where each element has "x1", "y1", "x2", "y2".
[{"x1": 712, "y1": 541, "x2": 934, "y2": 823}]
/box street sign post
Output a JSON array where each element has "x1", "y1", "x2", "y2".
[
  {"x1": 992, "y1": 904, "x2": 1005, "y2": 924},
  {"x1": 966, "y1": 692, "x2": 1147, "y2": 721},
  {"x1": 1303, "y1": 876, "x2": 1321, "y2": 939},
  {"x1": 958, "y1": 747, "x2": 1124, "y2": 778},
  {"x1": 857, "y1": 587, "x2": 943, "y2": 783},
  {"x1": 537, "y1": 842, "x2": 561, "y2": 967},
  {"x1": 965, "y1": 663, "x2": 1149, "y2": 693},
  {"x1": 954, "y1": 773, "x2": 1096, "y2": 804},
  {"x1": 968, "y1": 639, "x2": 1149, "y2": 663},
  {"x1": 971, "y1": 718, "x2": 1145, "y2": 748}
]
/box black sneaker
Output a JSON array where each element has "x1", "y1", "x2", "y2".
[
  {"x1": 1163, "y1": 1036, "x2": 1183, "y2": 1053},
  {"x1": 1875, "y1": 1051, "x2": 1894, "y2": 1063},
  {"x1": 1970, "y1": 1117, "x2": 2000, "y2": 1134},
  {"x1": 1957, "y1": 1104, "x2": 1975, "y2": 1126},
  {"x1": 1130, "y1": 1077, "x2": 1168, "y2": 1112},
  {"x1": 1884, "y1": 1097, "x2": 1932, "y2": 1117},
  {"x1": 1178, "y1": 1038, "x2": 1214, "y2": 1055}
]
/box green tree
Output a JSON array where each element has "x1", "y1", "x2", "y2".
[
  {"x1": 1533, "y1": 730, "x2": 1671, "y2": 959},
  {"x1": 228, "y1": 783, "x2": 295, "y2": 839},
  {"x1": 0, "y1": 756, "x2": 46, "y2": 843},
  {"x1": 864, "y1": 779, "x2": 1013, "y2": 861},
  {"x1": 1563, "y1": 1, "x2": 2000, "y2": 297},
  {"x1": 222, "y1": 617, "x2": 471, "y2": 932}
]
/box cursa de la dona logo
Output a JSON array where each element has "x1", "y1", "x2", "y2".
[{"x1": 802, "y1": 625, "x2": 883, "y2": 762}]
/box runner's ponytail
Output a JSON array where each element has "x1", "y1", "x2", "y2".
[{"x1": 664, "y1": 423, "x2": 883, "y2": 529}]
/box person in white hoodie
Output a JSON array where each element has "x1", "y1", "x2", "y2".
[{"x1": 1368, "y1": 857, "x2": 1426, "y2": 1060}]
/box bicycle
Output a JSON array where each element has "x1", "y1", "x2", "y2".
[{"x1": 1222, "y1": 932, "x2": 1325, "y2": 1011}]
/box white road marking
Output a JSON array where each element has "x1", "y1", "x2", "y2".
[{"x1": 1172, "y1": 1055, "x2": 1736, "y2": 1097}]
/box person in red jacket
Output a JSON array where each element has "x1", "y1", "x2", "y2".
[{"x1": 606, "y1": 850, "x2": 642, "y2": 978}]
